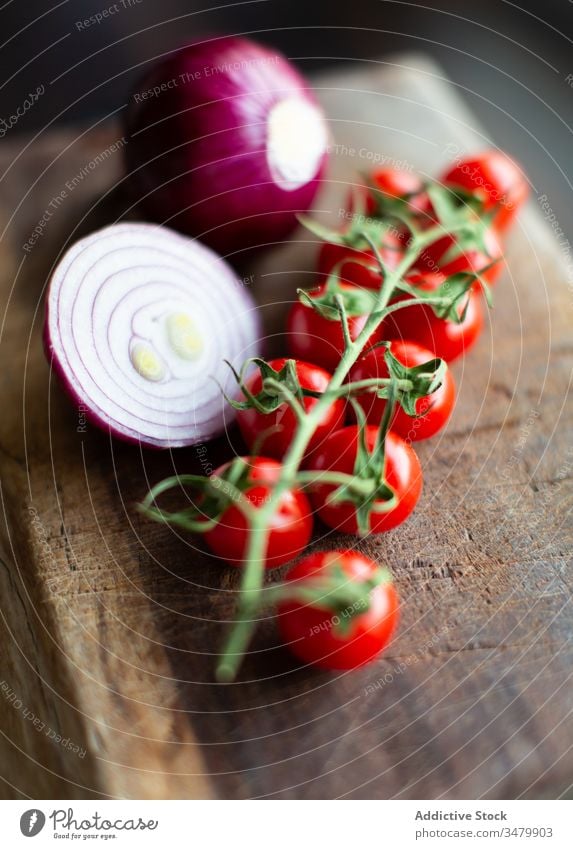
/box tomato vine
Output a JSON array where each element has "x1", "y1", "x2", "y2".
[{"x1": 140, "y1": 183, "x2": 495, "y2": 680}]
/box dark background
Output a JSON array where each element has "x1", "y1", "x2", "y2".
[{"x1": 1, "y1": 0, "x2": 572, "y2": 234}]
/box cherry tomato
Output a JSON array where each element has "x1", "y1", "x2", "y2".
[
  {"x1": 236, "y1": 358, "x2": 345, "y2": 460},
  {"x1": 439, "y1": 226, "x2": 503, "y2": 286},
  {"x1": 370, "y1": 167, "x2": 426, "y2": 200},
  {"x1": 441, "y1": 151, "x2": 529, "y2": 234},
  {"x1": 415, "y1": 224, "x2": 502, "y2": 287},
  {"x1": 366, "y1": 167, "x2": 432, "y2": 217},
  {"x1": 307, "y1": 426, "x2": 423, "y2": 535},
  {"x1": 277, "y1": 549, "x2": 400, "y2": 670},
  {"x1": 382, "y1": 270, "x2": 484, "y2": 363},
  {"x1": 204, "y1": 457, "x2": 312, "y2": 569},
  {"x1": 414, "y1": 232, "x2": 453, "y2": 273},
  {"x1": 286, "y1": 283, "x2": 384, "y2": 373},
  {"x1": 348, "y1": 340, "x2": 456, "y2": 441},
  {"x1": 318, "y1": 229, "x2": 406, "y2": 290},
  {"x1": 345, "y1": 169, "x2": 431, "y2": 219}
]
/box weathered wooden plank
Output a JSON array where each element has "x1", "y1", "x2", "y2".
[{"x1": 0, "y1": 56, "x2": 571, "y2": 799}]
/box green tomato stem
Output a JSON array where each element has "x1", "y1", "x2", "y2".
[
  {"x1": 294, "y1": 470, "x2": 375, "y2": 491},
  {"x1": 328, "y1": 377, "x2": 413, "y2": 397},
  {"x1": 216, "y1": 231, "x2": 430, "y2": 682}
]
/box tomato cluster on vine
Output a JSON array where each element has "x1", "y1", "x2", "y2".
[{"x1": 142, "y1": 151, "x2": 528, "y2": 680}]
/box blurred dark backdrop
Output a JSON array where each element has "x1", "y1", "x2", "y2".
[{"x1": 1, "y1": 0, "x2": 572, "y2": 234}]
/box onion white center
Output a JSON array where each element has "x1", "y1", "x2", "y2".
[{"x1": 266, "y1": 97, "x2": 329, "y2": 191}]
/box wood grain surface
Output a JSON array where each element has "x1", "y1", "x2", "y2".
[{"x1": 0, "y1": 56, "x2": 572, "y2": 800}]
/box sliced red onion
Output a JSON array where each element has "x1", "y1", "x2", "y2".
[
  {"x1": 44, "y1": 223, "x2": 261, "y2": 448},
  {"x1": 124, "y1": 36, "x2": 329, "y2": 256}
]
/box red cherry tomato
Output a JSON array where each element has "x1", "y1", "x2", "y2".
[
  {"x1": 415, "y1": 224, "x2": 503, "y2": 287},
  {"x1": 346, "y1": 169, "x2": 431, "y2": 219},
  {"x1": 318, "y1": 229, "x2": 406, "y2": 290},
  {"x1": 370, "y1": 167, "x2": 426, "y2": 199},
  {"x1": 286, "y1": 283, "x2": 384, "y2": 372},
  {"x1": 439, "y1": 226, "x2": 503, "y2": 286},
  {"x1": 441, "y1": 151, "x2": 529, "y2": 234},
  {"x1": 348, "y1": 340, "x2": 456, "y2": 441},
  {"x1": 307, "y1": 426, "x2": 423, "y2": 535},
  {"x1": 366, "y1": 167, "x2": 432, "y2": 217},
  {"x1": 277, "y1": 549, "x2": 400, "y2": 670},
  {"x1": 236, "y1": 358, "x2": 345, "y2": 460},
  {"x1": 204, "y1": 457, "x2": 313, "y2": 569},
  {"x1": 414, "y1": 232, "x2": 454, "y2": 273},
  {"x1": 382, "y1": 270, "x2": 484, "y2": 363}
]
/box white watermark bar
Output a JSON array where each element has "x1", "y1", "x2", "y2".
[{"x1": 1, "y1": 799, "x2": 570, "y2": 847}]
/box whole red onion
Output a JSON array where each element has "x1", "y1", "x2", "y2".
[{"x1": 124, "y1": 36, "x2": 329, "y2": 257}]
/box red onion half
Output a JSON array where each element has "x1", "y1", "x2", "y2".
[
  {"x1": 124, "y1": 36, "x2": 329, "y2": 256},
  {"x1": 44, "y1": 223, "x2": 261, "y2": 448}
]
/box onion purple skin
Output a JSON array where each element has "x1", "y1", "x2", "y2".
[
  {"x1": 44, "y1": 319, "x2": 144, "y2": 449},
  {"x1": 43, "y1": 318, "x2": 164, "y2": 451},
  {"x1": 124, "y1": 35, "x2": 329, "y2": 259}
]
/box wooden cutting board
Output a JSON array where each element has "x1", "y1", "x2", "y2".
[{"x1": 1, "y1": 55, "x2": 572, "y2": 800}]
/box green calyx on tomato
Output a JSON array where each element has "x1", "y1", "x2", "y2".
[
  {"x1": 140, "y1": 456, "x2": 313, "y2": 571},
  {"x1": 138, "y1": 456, "x2": 265, "y2": 532},
  {"x1": 395, "y1": 267, "x2": 492, "y2": 324},
  {"x1": 225, "y1": 357, "x2": 305, "y2": 415},
  {"x1": 365, "y1": 177, "x2": 486, "y2": 230},
  {"x1": 366, "y1": 178, "x2": 500, "y2": 276},
  {"x1": 327, "y1": 396, "x2": 399, "y2": 536},
  {"x1": 425, "y1": 183, "x2": 498, "y2": 260},
  {"x1": 269, "y1": 554, "x2": 392, "y2": 637},
  {"x1": 276, "y1": 550, "x2": 400, "y2": 670},
  {"x1": 363, "y1": 175, "x2": 431, "y2": 223},
  {"x1": 354, "y1": 342, "x2": 447, "y2": 418},
  {"x1": 349, "y1": 341, "x2": 456, "y2": 440},
  {"x1": 440, "y1": 151, "x2": 529, "y2": 234},
  {"x1": 297, "y1": 279, "x2": 379, "y2": 320},
  {"x1": 299, "y1": 197, "x2": 405, "y2": 254}
]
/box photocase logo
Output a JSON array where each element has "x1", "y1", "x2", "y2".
[{"x1": 20, "y1": 809, "x2": 45, "y2": 837}]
